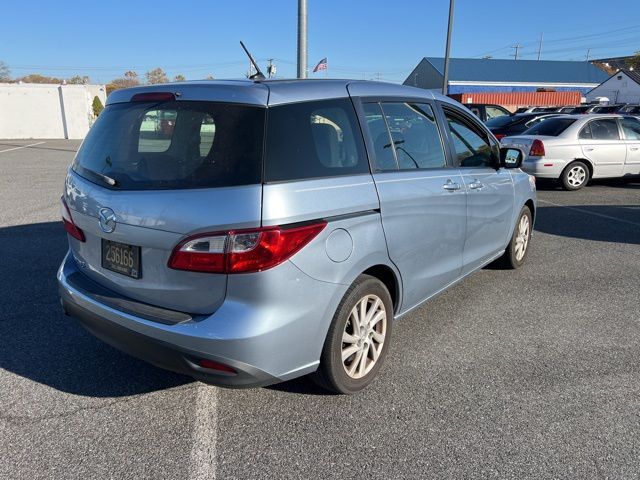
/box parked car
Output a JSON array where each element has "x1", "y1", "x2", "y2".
[
  {"x1": 587, "y1": 104, "x2": 625, "y2": 114},
  {"x1": 557, "y1": 106, "x2": 580, "y2": 114},
  {"x1": 560, "y1": 105, "x2": 592, "y2": 114},
  {"x1": 501, "y1": 114, "x2": 640, "y2": 190},
  {"x1": 485, "y1": 113, "x2": 561, "y2": 140},
  {"x1": 463, "y1": 103, "x2": 511, "y2": 122},
  {"x1": 617, "y1": 105, "x2": 640, "y2": 116},
  {"x1": 58, "y1": 80, "x2": 536, "y2": 394}
]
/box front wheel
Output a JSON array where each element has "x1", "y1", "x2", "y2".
[
  {"x1": 498, "y1": 205, "x2": 532, "y2": 269},
  {"x1": 312, "y1": 275, "x2": 393, "y2": 394},
  {"x1": 561, "y1": 161, "x2": 590, "y2": 190}
]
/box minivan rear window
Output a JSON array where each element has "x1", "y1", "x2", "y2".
[
  {"x1": 523, "y1": 117, "x2": 576, "y2": 136},
  {"x1": 264, "y1": 98, "x2": 368, "y2": 182},
  {"x1": 73, "y1": 101, "x2": 265, "y2": 190}
]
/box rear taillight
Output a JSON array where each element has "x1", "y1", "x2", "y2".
[
  {"x1": 494, "y1": 133, "x2": 506, "y2": 141},
  {"x1": 60, "y1": 196, "x2": 85, "y2": 242},
  {"x1": 529, "y1": 139, "x2": 545, "y2": 157},
  {"x1": 168, "y1": 222, "x2": 327, "y2": 274}
]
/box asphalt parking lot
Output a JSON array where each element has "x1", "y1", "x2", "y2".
[{"x1": 1, "y1": 139, "x2": 639, "y2": 480}]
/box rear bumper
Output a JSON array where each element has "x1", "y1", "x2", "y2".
[
  {"x1": 521, "y1": 158, "x2": 567, "y2": 179},
  {"x1": 58, "y1": 252, "x2": 346, "y2": 388}
]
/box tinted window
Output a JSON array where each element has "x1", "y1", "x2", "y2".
[
  {"x1": 580, "y1": 119, "x2": 620, "y2": 140},
  {"x1": 445, "y1": 112, "x2": 496, "y2": 168},
  {"x1": 621, "y1": 117, "x2": 640, "y2": 140},
  {"x1": 264, "y1": 98, "x2": 367, "y2": 182},
  {"x1": 363, "y1": 103, "x2": 397, "y2": 171},
  {"x1": 380, "y1": 102, "x2": 447, "y2": 170},
  {"x1": 73, "y1": 101, "x2": 264, "y2": 190},
  {"x1": 523, "y1": 118, "x2": 576, "y2": 136}
]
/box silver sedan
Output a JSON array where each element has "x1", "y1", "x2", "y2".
[{"x1": 501, "y1": 114, "x2": 640, "y2": 190}]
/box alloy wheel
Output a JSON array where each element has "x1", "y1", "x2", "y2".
[
  {"x1": 514, "y1": 214, "x2": 530, "y2": 261},
  {"x1": 341, "y1": 294, "x2": 387, "y2": 379}
]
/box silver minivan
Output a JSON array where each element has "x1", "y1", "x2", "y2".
[{"x1": 58, "y1": 80, "x2": 536, "y2": 394}]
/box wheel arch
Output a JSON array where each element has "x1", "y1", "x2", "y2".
[
  {"x1": 567, "y1": 158, "x2": 594, "y2": 179},
  {"x1": 361, "y1": 264, "x2": 402, "y2": 315}
]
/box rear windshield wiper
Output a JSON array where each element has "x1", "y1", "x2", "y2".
[{"x1": 81, "y1": 167, "x2": 118, "y2": 187}]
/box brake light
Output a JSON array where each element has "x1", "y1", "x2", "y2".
[
  {"x1": 529, "y1": 139, "x2": 545, "y2": 157},
  {"x1": 494, "y1": 133, "x2": 506, "y2": 141},
  {"x1": 168, "y1": 222, "x2": 327, "y2": 274},
  {"x1": 131, "y1": 92, "x2": 175, "y2": 102},
  {"x1": 60, "y1": 196, "x2": 85, "y2": 242}
]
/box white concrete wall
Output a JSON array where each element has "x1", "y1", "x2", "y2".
[
  {"x1": 585, "y1": 71, "x2": 640, "y2": 104},
  {"x1": 0, "y1": 83, "x2": 107, "y2": 139}
]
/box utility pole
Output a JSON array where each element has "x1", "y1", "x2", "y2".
[
  {"x1": 442, "y1": 0, "x2": 455, "y2": 95},
  {"x1": 586, "y1": 48, "x2": 591, "y2": 61},
  {"x1": 297, "y1": 0, "x2": 308, "y2": 79},
  {"x1": 537, "y1": 33, "x2": 543, "y2": 61},
  {"x1": 511, "y1": 44, "x2": 522, "y2": 60}
]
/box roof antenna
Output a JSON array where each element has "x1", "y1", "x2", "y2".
[{"x1": 240, "y1": 41, "x2": 266, "y2": 80}]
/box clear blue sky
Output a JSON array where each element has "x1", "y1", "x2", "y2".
[{"x1": 2, "y1": 0, "x2": 639, "y2": 83}]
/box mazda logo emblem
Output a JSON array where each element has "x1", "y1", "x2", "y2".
[{"x1": 98, "y1": 207, "x2": 117, "y2": 233}]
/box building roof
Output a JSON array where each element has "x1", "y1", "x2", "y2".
[
  {"x1": 413, "y1": 57, "x2": 609, "y2": 84},
  {"x1": 623, "y1": 69, "x2": 640, "y2": 85}
]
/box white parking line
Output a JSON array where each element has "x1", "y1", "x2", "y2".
[
  {"x1": 189, "y1": 384, "x2": 218, "y2": 480},
  {"x1": 0, "y1": 141, "x2": 46, "y2": 153},
  {"x1": 539, "y1": 199, "x2": 640, "y2": 227}
]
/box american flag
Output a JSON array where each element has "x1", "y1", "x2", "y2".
[{"x1": 313, "y1": 58, "x2": 328, "y2": 73}]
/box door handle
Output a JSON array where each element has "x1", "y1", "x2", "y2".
[
  {"x1": 631, "y1": 147, "x2": 639, "y2": 151},
  {"x1": 442, "y1": 180, "x2": 461, "y2": 192},
  {"x1": 468, "y1": 179, "x2": 484, "y2": 190},
  {"x1": 585, "y1": 147, "x2": 595, "y2": 151}
]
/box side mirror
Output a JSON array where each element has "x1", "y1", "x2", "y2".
[{"x1": 499, "y1": 147, "x2": 524, "y2": 169}]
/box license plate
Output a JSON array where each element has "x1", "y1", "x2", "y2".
[{"x1": 101, "y1": 239, "x2": 141, "y2": 279}]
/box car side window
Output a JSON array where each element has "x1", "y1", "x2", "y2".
[
  {"x1": 264, "y1": 98, "x2": 369, "y2": 182},
  {"x1": 583, "y1": 119, "x2": 620, "y2": 140},
  {"x1": 379, "y1": 102, "x2": 447, "y2": 170},
  {"x1": 486, "y1": 106, "x2": 507, "y2": 120},
  {"x1": 621, "y1": 117, "x2": 640, "y2": 140},
  {"x1": 443, "y1": 110, "x2": 497, "y2": 168},
  {"x1": 363, "y1": 102, "x2": 398, "y2": 171}
]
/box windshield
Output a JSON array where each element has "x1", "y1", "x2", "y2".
[
  {"x1": 523, "y1": 117, "x2": 576, "y2": 136},
  {"x1": 73, "y1": 101, "x2": 265, "y2": 190}
]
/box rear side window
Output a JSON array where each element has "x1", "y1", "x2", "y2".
[
  {"x1": 523, "y1": 118, "x2": 576, "y2": 136},
  {"x1": 579, "y1": 119, "x2": 620, "y2": 140},
  {"x1": 73, "y1": 101, "x2": 264, "y2": 190},
  {"x1": 621, "y1": 117, "x2": 640, "y2": 140},
  {"x1": 264, "y1": 98, "x2": 368, "y2": 182}
]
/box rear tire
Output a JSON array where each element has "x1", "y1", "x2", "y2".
[
  {"x1": 312, "y1": 275, "x2": 393, "y2": 394},
  {"x1": 561, "y1": 161, "x2": 589, "y2": 190},
  {"x1": 498, "y1": 205, "x2": 532, "y2": 269}
]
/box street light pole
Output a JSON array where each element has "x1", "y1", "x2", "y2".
[
  {"x1": 442, "y1": 0, "x2": 454, "y2": 95},
  {"x1": 297, "y1": 0, "x2": 308, "y2": 79}
]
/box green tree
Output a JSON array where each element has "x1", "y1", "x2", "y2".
[
  {"x1": 92, "y1": 96, "x2": 104, "y2": 117},
  {"x1": 174, "y1": 74, "x2": 186, "y2": 82},
  {"x1": 146, "y1": 67, "x2": 169, "y2": 84},
  {"x1": 0, "y1": 61, "x2": 10, "y2": 82},
  {"x1": 626, "y1": 51, "x2": 640, "y2": 70}
]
